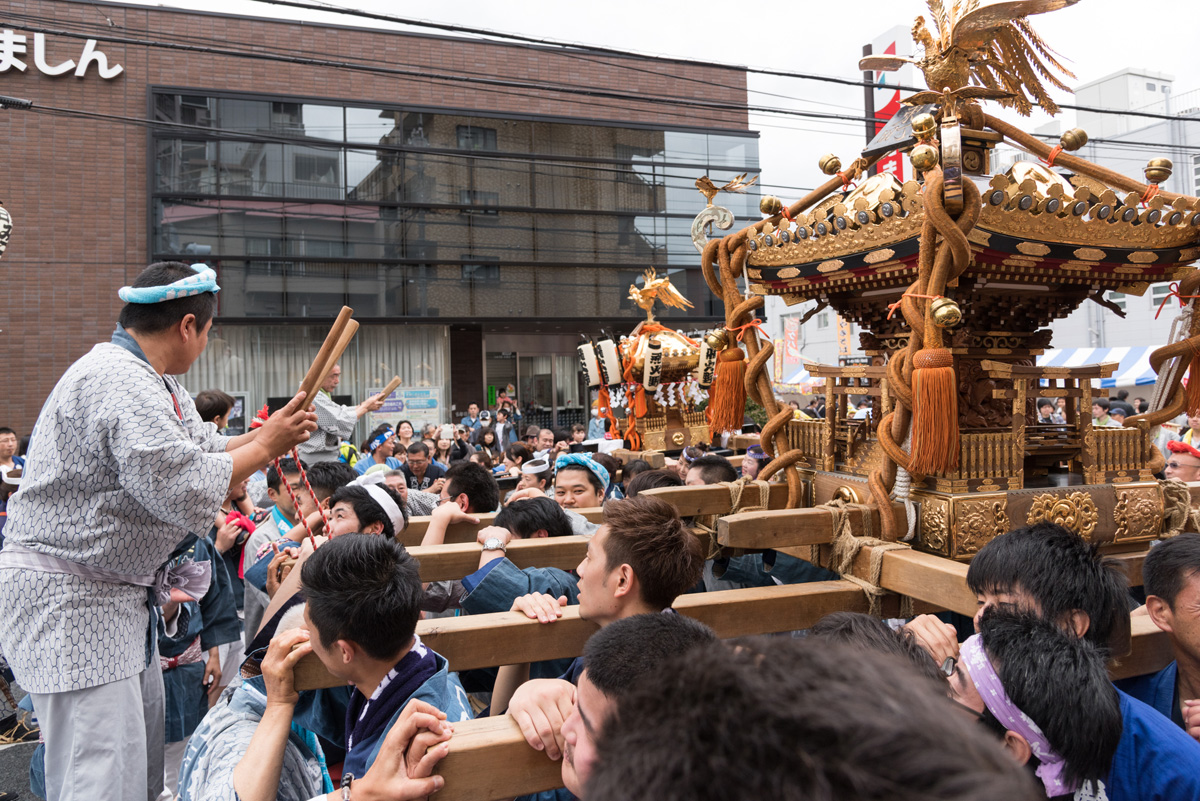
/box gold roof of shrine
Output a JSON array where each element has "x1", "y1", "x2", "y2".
[{"x1": 745, "y1": 167, "x2": 1200, "y2": 303}]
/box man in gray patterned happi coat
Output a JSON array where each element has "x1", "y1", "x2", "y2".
[{"x1": 0, "y1": 262, "x2": 316, "y2": 801}]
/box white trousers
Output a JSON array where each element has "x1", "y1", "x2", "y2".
[
  {"x1": 33, "y1": 661, "x2": 166, "y2": 801},
  {"x1": 161, "y1": 737, "x2": 189, "y2": 800}
]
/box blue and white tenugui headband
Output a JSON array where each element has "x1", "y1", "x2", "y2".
[
  {"x1": 118, "y1": 263, "x2": 220, "y2": 304},
  {"x1": 555, "y1": 453, "x2": 610, "y2": 492}
]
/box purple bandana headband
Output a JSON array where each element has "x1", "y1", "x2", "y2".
[{"x1": 959, "y1": 634, "x2": 1075, "y2": 797}]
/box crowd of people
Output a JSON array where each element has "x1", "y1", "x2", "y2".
[{"x1": 2, "y1": 262, "x2": 1200, "y2": 801}]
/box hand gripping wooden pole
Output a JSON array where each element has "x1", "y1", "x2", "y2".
[{"x1": 380, "y1": 375, "x2": 402, "y2": 399}]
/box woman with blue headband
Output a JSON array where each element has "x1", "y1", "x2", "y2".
[{"x1": 0, "y1": 262, "x2": 317, "y2": 801}]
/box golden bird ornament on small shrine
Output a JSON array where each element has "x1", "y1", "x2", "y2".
[
  {"x1": 629, "y1": 268, "x2": 694, "y2": 323},
  {"x1": 695, "y1": 172, "x2": 759, "y2": 206}
]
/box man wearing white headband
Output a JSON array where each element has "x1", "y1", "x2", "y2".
[{"x1": 0, "y1": 262, "x2": 318, "y2": 801}]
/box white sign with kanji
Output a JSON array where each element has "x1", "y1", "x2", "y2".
[{"x1": 0, "y1": 30, "x2": 123, "y2": 79}]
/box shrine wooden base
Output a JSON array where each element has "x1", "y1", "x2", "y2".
[{"x1": 784, "y1": 469, "x2": 1168, "y2": 562}]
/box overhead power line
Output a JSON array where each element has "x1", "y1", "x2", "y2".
[{"x1": 237, "y1": 0, "x2": 1199, "y2": 124}]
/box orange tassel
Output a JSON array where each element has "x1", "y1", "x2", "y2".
[
  {"x1": 908, "y1": 348, "x2": 960, "y2": 475},
  {"x1": 707, "y1": 347, "x2": 748, "y2": 437},
  {"x1": 1188, "y1": 352, "x2": 1200, "y2": 418}
]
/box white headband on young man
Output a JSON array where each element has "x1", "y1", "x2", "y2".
[{"x1": 350, "y1": 472, "x2": 405, "y2": 534}]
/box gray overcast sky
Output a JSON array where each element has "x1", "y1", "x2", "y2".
[{"x1": 121, "y1": 0, "x2": 1197, "y2": 200}]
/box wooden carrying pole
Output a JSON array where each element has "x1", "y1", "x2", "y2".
[
  {"x1": 314, "y1": 319, "x2": 360, "y2": 394},
  {"x1": 297, "y1": 306, "x2": 354, "y2": 407},
  {"x1": 392, "y1": 616, "x2": 1172, "y2": 801},
  {"x1": 380, "y1": 375, "x2": 402, "y2": 398}
]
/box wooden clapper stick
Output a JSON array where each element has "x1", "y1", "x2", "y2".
[{"x1": 277, "y1": 306, "x2": 359, "y2": 543}]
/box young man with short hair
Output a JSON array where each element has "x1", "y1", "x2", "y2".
[
  {"x1": 553, "y1": 454, "x2": 607, "y2": 510},
  {"x1": 1119, "y1": 532, "x2": 1200, "y2": 740},
  {"x1": 0, "y1": 426, "x2": 23, "y2": 477},
  {"x1": 200, "y1": 534, "x2": 470, "y2": 801},
  {"x1": 588, "y1": 637, "x2": 1034, "y2": 801},
  {"x1": 557, "y1": 614, "x2": 717, "y2": 797},
  {"x1": 496, "y1": 495, "x2": 705, "y2": 750},
  {"x1": 909, "y1": 521, "x2": 1200, "y2": 800},
  {"x1": 684, "y1": 454, "x2": 737, "y2": 486},
  {"x1": 460, "y1": 402, "x2": 483, "y2": 436},
  {"x1": 1092, "y1": 397, "x2": 1118, "y2": 428}
]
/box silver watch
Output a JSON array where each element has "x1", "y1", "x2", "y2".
[{"x1": 483, "y1": 537, "x2": 507, "y2": 552}]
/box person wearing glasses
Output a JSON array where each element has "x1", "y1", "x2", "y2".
[{"x1": 1166, "y1": 440, "x2": 1200, "y2": 483}]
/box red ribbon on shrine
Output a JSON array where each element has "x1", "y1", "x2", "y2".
[
  {"x1": 727, "y1": 318, "x2": 766, "y2": 343},
  {"x1": 1154, "y1": 282, "x2": 1200, "y2": 319},
  {"x1": 887, "y1": 292, "x2": 943, "y2": 320}
]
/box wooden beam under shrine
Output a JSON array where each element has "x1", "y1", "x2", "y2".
[
  {"x1": 421, "y1": 615, "x2": 1174, "y2": 801},
  {"x1": 401, "y1": 508, "x2": 605, "y2": 546},
  {"x1": 293, "y1": 581, "x2": 871, "y2": 691},
  {"x1": 408, "y1": 536, "x2": 590, "y2": 582}
]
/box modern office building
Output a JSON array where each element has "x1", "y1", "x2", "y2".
[{"x1": 1, "y1": 0, "x2": 759, "y2": 435}]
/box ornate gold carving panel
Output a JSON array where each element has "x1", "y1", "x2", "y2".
[
  {"x1": 1113, "y1": 486, "x2": 1163, "y2": 542},
  {"x1": 1026, "y1": 492, "x2": 1099, "y2": 538},
  {"x1": 955, "y1": 495, "x2": 1011, "y2": 560},
  {"x1": 919, "y1": 497, "x2": 951, "y2": 556}
]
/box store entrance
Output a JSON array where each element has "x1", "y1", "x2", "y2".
[{"x1": 485, "y1": 334, "x2": 583, "y2": 432}]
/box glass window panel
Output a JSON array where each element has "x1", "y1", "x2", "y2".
[
  {"x1": 270, "y1": 102, "x2": 344, "y2": 141},
  {"x1": 555, "y1": 354, "x2": 581, "y2": 411},
  {"x1": 219, "y1": 200, "x2": 286, "y2": 256},
  {"x1": 155, "y1": 139, "x2": 219, "y2": 193},
  {"x1": 471, "y1": 160, "x2": 530, "y2": 208},
  {"x1": 280, "y1": 143, "x2": 345, "y2": 200},
  {"x1": 345, "y1": 263, "x2": 402, "y2": 316},
  {"x1": 456, "y1": 124, "x2": 497, "y2": 151},
  {"x1": 346, "y1": 148, "x2": 396, "y2": 202},
  {"x1": 706, "y1": 133, "x2": 760, "y2": 169},
  {"x1": 283, "y1": 205, "x2": 347, "y2": 257},
  {"x1": 215, "y1": 98, "x2": 271, "y2": 134},
  {"x1": 347, "y1": 107, "x2": 401, "y2": 145},
  {"x1": 155, "y1": 198, "x2": 223, "y2": 257},
  {"x1": 664, "y1": 131, "x2": 709, "y2": 165},
  {"x1": 281, "y1": 262, "x2": 347, "y2": 317},
  {"x1": 519, "y1": 355, "x2": 554, "y2": 410},
  {"x1": 215, "y1": 261, "x2": 285, "y2": 317}
]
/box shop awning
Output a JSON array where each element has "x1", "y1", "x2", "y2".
[
  {"x1": 774, "y1": 363, "x2": 824, "y2": 394},
  {"x1": 1036, "y1": 346, "x2": 1158, "y2": 387}
]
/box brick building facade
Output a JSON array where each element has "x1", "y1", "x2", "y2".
[{"x1": 0, "y1": 0, "x2": 758, "y2": 436}]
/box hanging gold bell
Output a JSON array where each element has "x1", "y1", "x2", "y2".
[
  {"x1": 704, "y1": 328, "x2": 731, "y2": 351},
  {"x1": 910, "y1": 143, "x2": 940, "y2": 172},
  {"x1": 929, "y1": 297, "x2": 962, "y2": 328}
]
